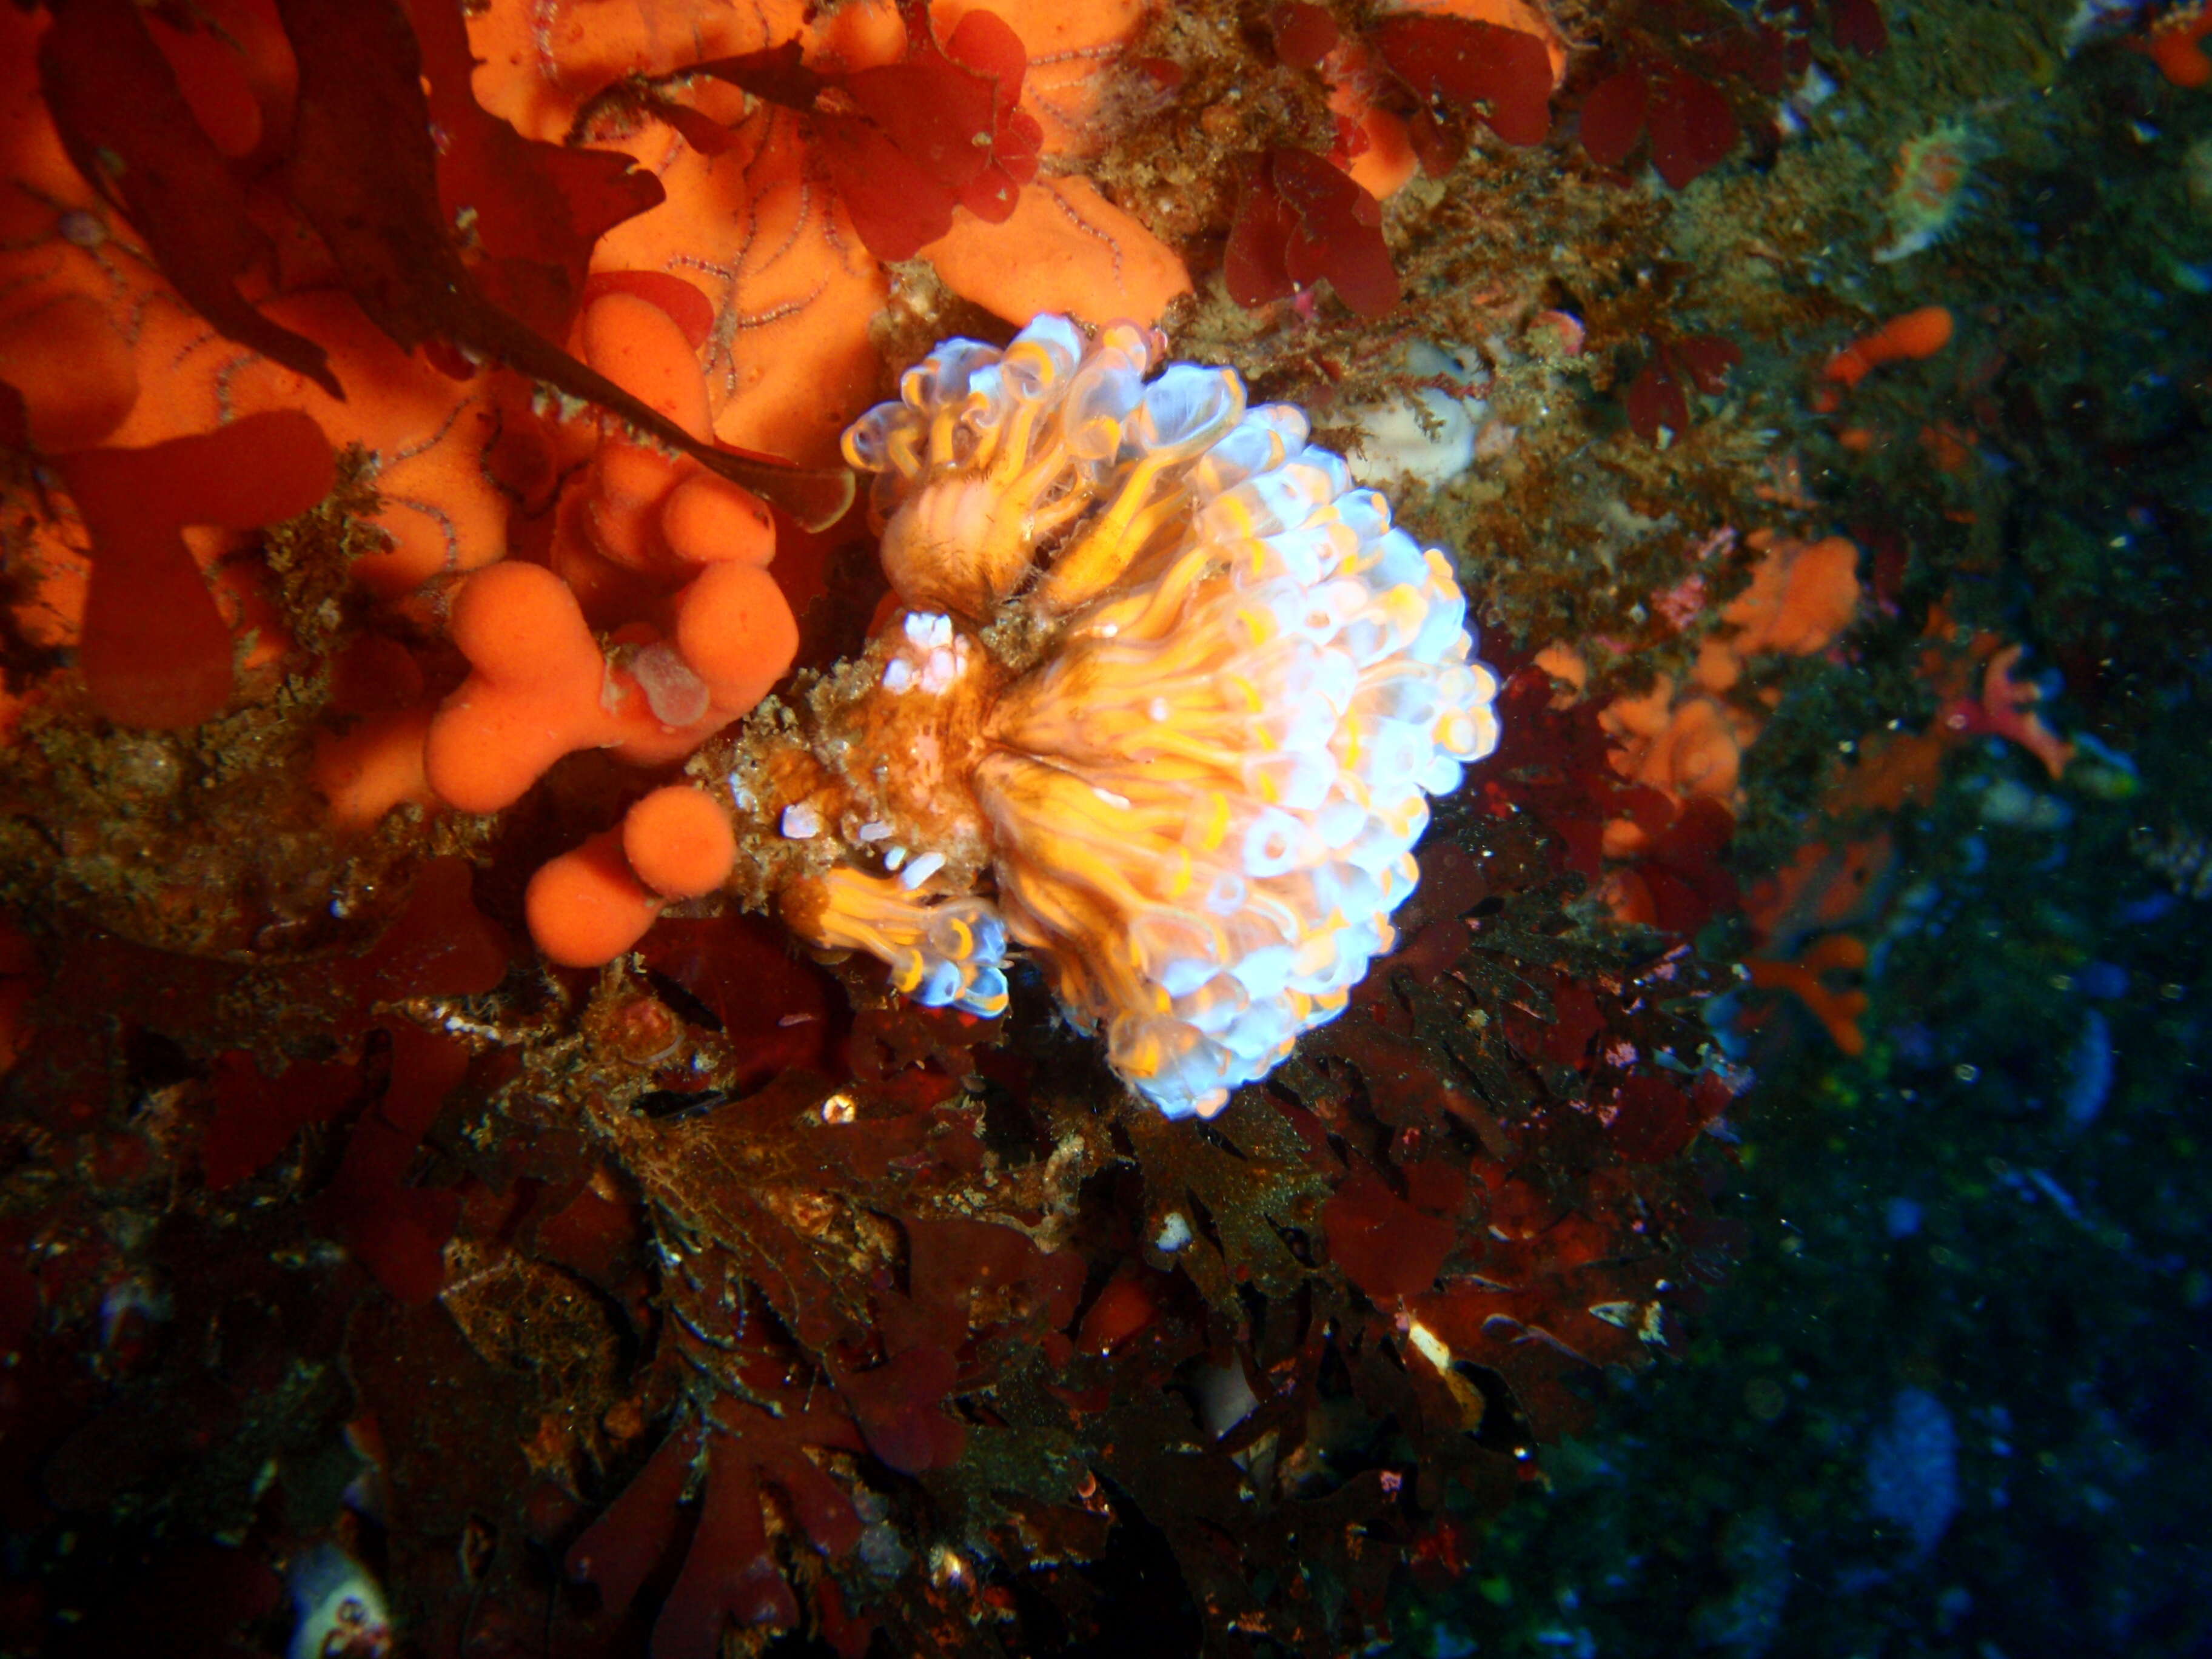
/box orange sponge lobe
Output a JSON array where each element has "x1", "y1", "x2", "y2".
[
  {"x1": 622, "y1": 784, "x2": 737, "y2": 899},
  {"x1": 527, "y1": 829, "x2": 661, "y2": 967}
]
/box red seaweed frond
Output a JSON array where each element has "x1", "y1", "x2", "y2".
[{"x1": 688, "y1": 7, "x2": 1045, "y2": 262}]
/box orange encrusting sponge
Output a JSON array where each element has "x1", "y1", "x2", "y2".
[
  {"x1": 313, "y1": 708, "x2": 438, "y2": 833},
  {"x1": 423, "y1": 275, "x2": 800, "y2": 968},
  {"x1": 423, "y1": 281, "x2": 802, "y2": 818},
  {"x1": 0, "y1": 293, "x2": 138, "y2": 450},
  {"x1": 1822, "y1": 306, "x2": 1953, "y2": 389},
  {"x1": 423, "y1": 556, "x2": 796, "y2": 813},
  {"x1": 1709, "y1": 534, "x2": 1862, "y2": 666}
]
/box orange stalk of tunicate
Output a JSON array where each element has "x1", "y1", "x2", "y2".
[
  {"x1": 528, "y1": 780, "x2": 746, "y2": 968},
  {"x1": 670, "y1": 562, "x2": 799, "y2": 715}
]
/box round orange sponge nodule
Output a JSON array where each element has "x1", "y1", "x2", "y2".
[
  {"x1": 661, "y1": 474, "x2": 777, "y2": 568},
  {"x1": 674, "y1": 562, "x2": 800, "y2": 713},
  {"x1": 580, "y1": 290, "x2": 713, "y2": 440},
  {"x1": 622, "y1": 784, "x2": 737, "y2": 899},
  {"x1": 444, "y1": 560, "x2": 596, "y2": 686},
  {"x1": 526, "y1": 828, "x2": 661, "y2": 967}
]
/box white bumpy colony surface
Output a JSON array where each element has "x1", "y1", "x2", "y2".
[{"x1": 816, "y1": 315, "x2": 1501, "y2": 1119}]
